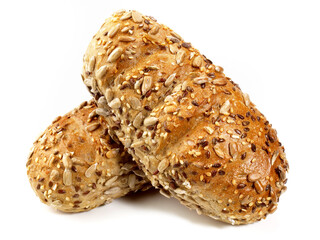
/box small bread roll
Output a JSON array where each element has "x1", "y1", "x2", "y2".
[
  {"x1": 26, "y1": 100, "x2": 150, "y2": 212},
  {"x1": 82, "y1": 10, "x2": 289, "y2": 224}
]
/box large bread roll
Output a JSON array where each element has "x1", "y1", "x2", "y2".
[
  {"x1": 27, "y1": 100, "x2": 150, "y2": 212},
  {"x1": 82, "y1": 10, "x2": 289, "y2": 224}
]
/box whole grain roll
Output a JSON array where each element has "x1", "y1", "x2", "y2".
[
  {"x1": 26, "y1": 100, "x2": 150, "y2": 212},
  {"x1": 82, "y1": 10, "x2": 289, "y2": 224}
]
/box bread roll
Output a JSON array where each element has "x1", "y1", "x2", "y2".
[
  {"x1": 26, "y1": 100, "x2": 150, "y2": 212},
  {"x1": 82, "y1": 10, "x2": 289, "y2": 224}
]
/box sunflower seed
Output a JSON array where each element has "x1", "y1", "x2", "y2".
[
  {"x1": 71, "y1": 157, "x2": 86, "y2": 165},
  {"x1": 51, "y1": 200, "x2": 62, "y2": 207},
  {"x1": 176, "y1": 49, "x2": 185, "y2": 65},
  {"x1": 130, "y1": 140, "x2": 145, "y2": 148},
  {"x1": 147, "y1": 65, "x2": 159, "y2": 70},
  {"x1": 84, "y1": 78, "x2": 93, "y2": 87},
  {"x1": 124, "y1": 138, "x2": 132, "y2": 148},
  {"x1": 247, "y1": 173, "x2": 261, "y2": 182},
  {"x1": 212, "y1": 78, "x2": 227, "y2": 86},
  {"x1": 114, "y1": 74, "x2": 123, "y2": 87},
  {"x1": 50, "y1": 170, "x2": 59, "y2": 181},
  {"x1": 87, "y1": 56, "x2": 96, "y2": 72},
  {"x1": 164, "y1": 105, "x2": 176, "y2": 113},
  {"x1": 279, "y1": 151, "x2": 287, "y2": 161},
  {"x1": 107, "y1": 47, "x2": 123, "y2": 63},
  {"x1": 132, "y1": 169, "x2": 145, "y2": 178},
  {"x1": 142, "y1": 76, "x2": 153, "y2": 95},
  {"x1": 108, "y1": 23, "x2": 121, "y2": 38},
  {"x1": 158, "y1": 159, "x2": 169, "y2": 173},
  {"x1": 96, "y1": 65, "x2": 109, "y2": 80},
  {"x1": 213, "y1": 145, "x2": 224, "y2": 158},
  {"x1": 132, "y1": 11, "x2": 143, "y2": 23},
  {"x1": 240, "y1": 195, "x2": 252, "y2": 205},
  {"x1": 165, "y1": 73, "x2": 176, "y2": 87},
  {"x1": 114, "y1": 9, "x2": 126, "y2": 16},
  {"x1": 104, "y1": 176, "x2": 118, "y2": 188},
  {"x1": 106, "y1": 149, "x2": 120, "y2": 158},
  {"x1": 85, "y1": 163, "x2": 97, "y2": 178},
  {"x1": 171, "y1": 31, "x2": 182, "y2": 40},
  {"x1": 104, "y1": 187, "x2": 121, "y2": 195},
  {"x1": 193, "y1": 77, "x2": 209, "y2": 85},
  {"x1": 134, "y1": 79, "x2": 142, "y2": 89},
  {"x1": 108, "y1": 98, "x2": 121, "y2": 109},
  {"x1": 228, "y1": 142, "x2": 238, "y2": 158},
  {"x1": 271, "y1": 150, "x2": 279, "y2": 166},
  {"x1": 133, "y1": 112, "x2": 144, "y2": 128},
  {"x1": 128, "y1": 96, "x2": 141, "y2": 110},
  {"x1": 121, "y1": 26, "x2": 130, "y2": 33},
  {"x1": 160, "y1": 189, "x2": 171, "y2": 198},
  {"x1": 215, "y1": 66, "x2": 224, "y2": 73},
  {"x1": 62, "y1": 153, "x2": 72, "y2": 169},
  {"x1": 86, "y1": 122, "x2": 100, "y2": 132},
  {"x1": 119, "y1": 36, "x2": 136, "y2": 42},
  {"x1": 96, "y1": 108, "x2": 110, "y2": 117},
  {"x1": 277, "y1": 166, "x2": 286, "y2": 180},
  {"x1": 88, "y1": 109, "x2": 97, "y2": 119},
  {"x1": 144, "y1": 117, "x2": 158, "y2": 126},
  {"x1": 169, "y1": 44, "x2": 178, "y2": 54},
  {"x1": 220, "y1": 100, "x2": 231, "y2": 115},
  {"x1": 174, "y1": 188, "x2": 186, "y2": 195},
  {"x1": 105, "y1": 89, "x2": 113, "y2": 103},
  {"x1": 128, "y1": 174, "x2": 136, "y2": 189},
  {"x1": 90, "y1": 81, "x2": 98, "y2": 94},
  {"x1": 243, "y1": 93, "x2": 251, "y2": 106},
  {"x1": 121, "y1": 162, "x2": 136, "y2": 171},
  {"x1": 149, "y1": 25, "x2": 159, "y2": 35},
  {"x1": 63, "y1": 169, "x2": 72, "y2": 186},
  {"x1": 97, "y1": 96, "x2": 107, "y2": 108},
  {"x1": 192, "y1": 55, "x2": 202, "y2": 68},
  {"x1": 181, "y1": 81, "x2": 188, "y2": 91},
  {"x1": 120, "y1": 11, "x2": 132, "y2": 20}
]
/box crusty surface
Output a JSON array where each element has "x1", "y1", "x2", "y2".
[
  {"x1": 26, "y1": 100, "x2": 150, "y2": 212},
  {"x1": 82, "y1": 10, "x2": 289, "y2": 224}
]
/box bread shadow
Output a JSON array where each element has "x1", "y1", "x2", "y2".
[
  {"x1": 118, "y1": 188, "x2": 230, "y2": 228},
  {"x1": 48, "y1": 189, "x2": 235, "y2": 228}
]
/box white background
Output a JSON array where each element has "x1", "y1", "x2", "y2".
[{"x1": 0, "y1": 0, "x2": 319, "y2": 239}]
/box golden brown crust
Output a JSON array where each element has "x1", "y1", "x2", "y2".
[
  {"x1": 26, "y1": 100, "x2": 150, "y2": 212},
  {"x1": 82, "y1": 10, "x2": 289, "y2": 224}
]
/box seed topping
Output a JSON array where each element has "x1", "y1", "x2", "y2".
[{"x1": 107, "y1": 47, "x2": 123, "y2": 63}]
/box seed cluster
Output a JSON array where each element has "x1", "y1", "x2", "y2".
[
  {"x1": 26, "y1": 100, "x2": 150, "y2": 212},
  {"x1": 81, "y1": 10, "x2": 289, "y2": 225}
]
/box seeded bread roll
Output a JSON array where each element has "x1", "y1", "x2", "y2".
[
  {"x1": 82, "y1": 10, "x2": 289, "y2": 224},
  {"x1": 26, "y1": 100, "x2": 150, "y2": 212}
]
